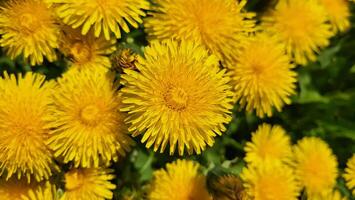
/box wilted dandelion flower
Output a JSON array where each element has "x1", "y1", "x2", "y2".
[
  {"x1": 47, "y1": 0, "x2": 150, "y2": 40},
  {"x1": 121, "y1": 40, "x2": 234, "y2": 155},
  {"x1": 344, "y1": 154, "x2": 355, "y2": 195},
  {"x1": 47, "y1": 68, "x2": 134, "y2": 168},
  {"x1": 61, "y1": 168, "x2": 116, "y2": 200},
  {"x1": 263, "y1": 0, "x2": 333, "y2": 65},
  {"x1": 229, "y1": 33, "x2": 297, "y2": 118},
  {"x1": 211, "y1": 175, "x2": 248, "y2": 200},
  {"x1": 0, "y1": 0, "x2": 59, "y2": 66},
  {"x1": 244, "y1": 123, "x2": 293, "y2": 166},
  {"x1": 0, "y1": 179, "x2": 55, "y2": 200},
  {"x1": 148, "y1": 160, "x2": 212, "y2": 200},
  {"x1": 318, "y1": 0, "x2": 350, "y2": 33},
  {"x1": 145, "y1": 0, "x2": 255, "y2": 62},
  {"x1": 0, "y1": 72, "x2": 57, "y2": 182},
  {"x1": 241, "y1": 163, "x2": 300, "y2": 200},
  {"x1": 293, "y1": 137, "x2": 338, "y2": 197},
  {"x1": 59, "y1": 26, "x2": 116, "y2": 70}
]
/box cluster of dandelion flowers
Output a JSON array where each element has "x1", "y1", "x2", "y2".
[
  {"x1": 148, "y1": 160, "x2": 212, "y2": 200},
  {"x1": 47, "y1": 68, "x2": 134, "y2": 168},
  {"x1": 59, "y1": 26, "x2": 116, "y2": 70},
  {"x1": 262, "y1": 0, "x2": 333, "y2": 65},
  {"x1": 47, "y1": 0, "x2": 150, "y2": 40},
  {"x1": 0, "y1": 72, "x2": 57, "y2": 182},
  {"x1": 121, "y1": 40, "x2": 234, "y2": 155},
  {"x1": 0, "y1": 0, "x2": 59, "y2": 65},
  {"x1": 0, "y1": 178, "x2": 56, "y2": 200},
  {"x1": 241, "y1": 163, "x2": 300, "y2": 200},
  {"x1": 145, "y1": 0, "x2": 255, "y2": 62},
  {"x1": 318, "y1": 0, "x2": 351, "y2": 33},
  {"x1": 344, "y1": 154, "x2": 355, "y2": 195},
  {"x1": 244, "y1": 123, "x2": 293, "y2": 166},
  {"x1": 229, "y1": 33, "x2": 297, "y2": 118},
  {"x1": 61, "y1": 168, "x2": 116, "y2": 200},
  {"x1": 293, "y1": 137, "x2": 338, "y2": 197}
]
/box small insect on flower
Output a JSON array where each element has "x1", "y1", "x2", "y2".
[
  {"x1": 0, "y1": 178, "x2": 56, "y2": 200},
  {"x1": 0, "y1": 0, "x2": 60, "y2": 65},
  {"x1": 47, "y1": 68, "x2": 134, "y2": 168},
  {"x1": 148, "y1": 160, "x2": 212, "y2": 200},
  {"x1": 293, "y1": 137, "x2": 338, "y2": 198},
  {"x1": 47, "y1": 0, "x2": 150, "y2": 40},
  {"x1": 344, "y1": 154, "x2": 355, "y2": 195},
  {"x1": 145, "y1": 0, "x2": 255, "y2": 62},
  {"x1": 241, "y1": 163, "x2": 301, "y2": 200},
  {"x1": 244, "y1": 124, "x2": 293, "y2": 166},
  {"x1": 263, "y1": 0, "x2": 333, "y2": 65},
  {"x1": 228, "y1": 33, "x2": 297, "y2": 118},
  {"x1": 317, "y1": 0, "x2": 351, "y2": 33},
  {"x1": 121, "y1": 40, "x2": 234, "y2": 155},
  {"x1": 59, "y1": 26, "x2": 116, "y2": 71},
  {"x1": 61, "y1": 168, "x2": 116, "y2": 200},
  {"x1": 0, "y1": 72, "x2": 58, "y2": 182}
]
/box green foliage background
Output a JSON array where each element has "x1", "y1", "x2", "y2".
[{"x1": 0, "y1": 0, "x2": 354, "y2": 199}]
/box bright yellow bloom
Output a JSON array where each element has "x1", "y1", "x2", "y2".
[
  {"x1": 0, "y1": 0, "x2": 59, "y2": 65},
  {"x1": 59, "y1": 26, "x2": 116, "y2": 70},
  {"x1": 228, "y1": 33, "x2": 297, "y2": 117},
  {"x1": 47, "y1": 69, "x2": 134, "y2": 168},
  {"x1": 0, "y1": 72, "x2": 57, "y2": 182},
  {"x1": 293, "y1": 137, "x2": 338, "y2": 197},
  {"x1": 121, "y1": 40, "x2": 234, "y2": 155},
  {"x1": 47, "y1": 0, "x2": 149, "y2": 40},
  {"x1": 344, "y1": 154, "x2": 355, "y2": 195},
  {"x1": 241, "y1": 163, "x2": 300, "y2": 200},
  {"x1": 318, "y1": 0, "x2": 351, "y2": 33},
  {"x1": 145, "y1": 0, "x2": 255, "y2": 62},
  {"x1": 309, "y1": 190, "x2": 347, "y2": 200},
  {"x1": 148, "y1": 160, "x2": 212, "y2": 200},
  {"x1": 263, "y1": 0, "x2": 333, "y2": 65},
  {"x1": 244, "y1": 123, "x2": 293, "y2": 166},
  {"x1": 61, "y1": 168, "x2": 116, "y2": 200},
  {"x1": 0, "y1": 179, "x2": 56, "y2": 200}
]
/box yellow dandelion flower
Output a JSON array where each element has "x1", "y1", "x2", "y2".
[
  {"x1": 148, "y1": 159, "x2": 212, "y2": 200},
  {"x1": 47, "y1": 0, "x2": 149, "y2": 40},
  {"x1": 0, "y1": 0, "x2": 59, "y2": 66},
  {"x1": 59, "y1": 26, "x2": 116, "y2": 70},
  {"x1": 241, "y1": 163, "x2": 300, "y2": 200},
  {"x1": 344, "y1": 154, "x2": 355, "y2": 195},
  {"x1": 309, "y1": 190, "x2": 347, "y2": 200},
  {"x1": 145, "y1": 0, "x2": 255, "y2": 62},
  {"x1": 47, "y1": 68, "x2": 133, "y2": 168},
  {"x1": 263, "y1": 0, "x2": 333, "y2": 65},
  {"x1": 293, "y1": 137, "x2": 338, "y2": 197},
  {"x1": 244, "y1": 123, "x2": 293, "y2": 166},
  {"x1": 121, "y1": 40, "x2": 234, "y2": 155},
  {"x1": 0, "y1": 179, "x2": 55, "y2": 200},
  {"x1": 61, "y1": 168, "x2": 116, "y2": 200},
  {"x1": 228, "y1": 33, "x2": 297, "y2": 118},
  {"x1": 318, "y1": 0, "x2": 351, "y2": 33},
  {"x1": 0, "y1": 72, "x2": 57, "y2": 182}
]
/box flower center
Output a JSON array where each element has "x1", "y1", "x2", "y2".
[
  {"x1": 71, "y1": 43, "x2": 92, "y2": 64},
  {"x1": 80, "y1": 105, "x2": 100, "y2": 125},
  {"x1": 65, "y1": 170, "x2": 85, "y2": 191},
  {"x1": 164, "y1": 87, "x2": 189, "y2": 111},
  {"x1": 18, "y1": 13, "x2": 41, "y2": 34}
]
